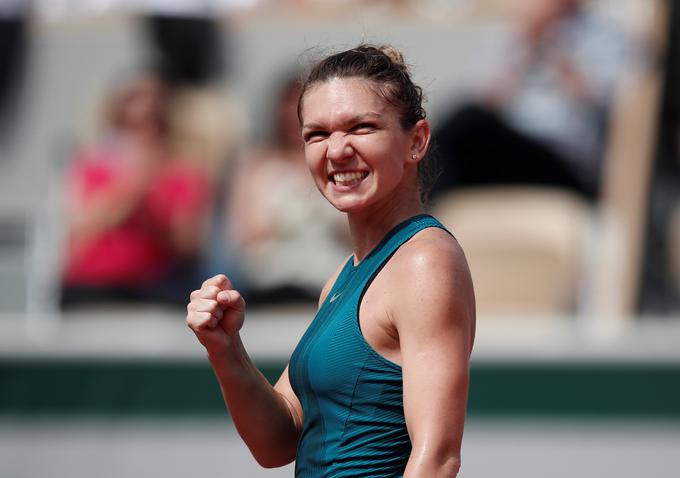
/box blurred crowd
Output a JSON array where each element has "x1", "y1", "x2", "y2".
[
  {"x1": 1, "y1": 0, "x2": 679, "y2": 316},
  {"x1": 55, "y1": 10, "x2": 352, "y2": 308}
]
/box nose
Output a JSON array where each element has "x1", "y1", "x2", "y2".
[{"x1": 326, "y1": 132, "x2": 354, "y2": 162}]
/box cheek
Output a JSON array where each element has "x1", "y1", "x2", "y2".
[
  {"x1": 358, "y1": 139, "x2": 405, "y2": 176},
  {"x1": 304, "y1": 146, "x2": 326, "y2": 179},
  {"x1": 356, "y1": 133, "x2": 401, "y2": 159}
]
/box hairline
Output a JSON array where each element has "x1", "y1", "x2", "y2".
[{"x1": 298, "y1": 75, "x2": 414, "y2": 131}]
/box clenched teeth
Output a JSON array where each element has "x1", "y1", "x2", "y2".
[{"x1": 332, "y1": 171, "x2": 368, "y2": 186}]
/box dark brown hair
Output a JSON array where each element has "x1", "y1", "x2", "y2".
[{"x1": 298, "y1": 44, "x2": 437, "y2": 203}]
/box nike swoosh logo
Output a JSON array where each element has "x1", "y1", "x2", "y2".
[{"x1": 329, "y1": 292, "x2": 341, "y2": 303}]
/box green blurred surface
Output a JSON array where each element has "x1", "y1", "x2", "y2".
[{"x1": 2, "y1": 358, "x2": 679, "y2": 416}]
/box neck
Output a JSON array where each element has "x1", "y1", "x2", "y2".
[{"x1": 347, "y1": 186, "x2": 424, "y2": 264}]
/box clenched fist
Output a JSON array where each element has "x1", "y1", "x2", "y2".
[{"x1": 186, "y1": 274, "x2": 246, "y2": 356}]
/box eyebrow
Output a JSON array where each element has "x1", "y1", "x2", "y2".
[{"x1": 302, "y1": 112, "x2": 383, "y2": 130}]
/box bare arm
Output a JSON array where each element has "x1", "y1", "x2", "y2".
[
  {"x1": 186, "y1": 275, "x2": 303, "y2": 467},
  {"x1": 390, "y1": 233, "x2": 475, "y2": 477}
]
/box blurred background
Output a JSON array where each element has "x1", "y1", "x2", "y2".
[{"x1": 1, "y1": 0, "x2": 679, "y2": 476}]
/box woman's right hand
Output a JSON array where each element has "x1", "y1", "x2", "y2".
[{"x1": 186, "y1": 274, "x2": 246, "y2": 357}]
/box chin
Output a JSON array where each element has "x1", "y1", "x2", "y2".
[
  {"x1": 329, "y1": 200, "x2": 360, "y2": 213},
  {"x1": 329, "y1": 195, "x2": 376, "y2": 214},
  {"x1": 323, "y1": 193, "x2": 360, "y2": 212}
]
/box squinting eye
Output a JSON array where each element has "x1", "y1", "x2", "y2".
[
  {"x1": 304, "y1": 131, "x2": 328, "y2": 143},
  {"x1": 352, "y1": 123, "x2": 376, "y2": 133}
]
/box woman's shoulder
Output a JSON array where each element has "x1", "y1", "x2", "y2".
[
  {"x1": 384, "y1": 225, "x2": 475, "y2": 334},
  {"x1": 396, "y1": 225, "x2": 466, "y2": 271},
  {"x1": 385, "y1": 225, "x2": 472, "y2": 302}
]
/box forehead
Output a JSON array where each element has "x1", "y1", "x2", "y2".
[{"x1": 301, "y1": 77, "x2": 396, "y2": 123}]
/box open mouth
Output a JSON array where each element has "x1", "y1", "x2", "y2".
[{"x1": 330, "y1": 171, "x2": 369, "y2": 187}]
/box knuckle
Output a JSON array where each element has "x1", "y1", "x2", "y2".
[
  {"x1": 186, "y1": 312, "x2": 210, "y2": 330},
  {"x1": 202, "y1": 274, "x2": 227, "y2": 289},
  {"x1": 201, "y1": 285, "x2": 220, "y2": 298},
  {"x1": 208, "y1": 301, "x2": 222, "y2": 315},
  {"x1": 201, "y1": 311, "x2": 215, "y2": 324}
]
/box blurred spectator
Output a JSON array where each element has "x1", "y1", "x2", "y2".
[
  {"x1": 144, "y1": 13, "x2": 225, "y2": 86},
  {"x1": 60, "y1": 71, "x2": 215, "y2": 306},
  {"x1": 431, "y1": 0, "x2": 632, "y2": 203},
  {"x1": 0, "y1": 0, "x2": 29, "y2": 151},
  {"x1": 140, "y1": 10, "x2": 247, "y2": 294},
  {"x1": 227, "y1": 73, "x2": 350, "y2": 304}
]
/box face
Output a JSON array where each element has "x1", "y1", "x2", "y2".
[
  {"x1": 118, "y1": 76, "x2": 166, "y2": 133},
  {"x1": 300, "y1": 77, "x2": 427, "y2": 214}
]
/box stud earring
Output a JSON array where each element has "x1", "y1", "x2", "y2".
[{"x1": 411, "y1": 154, "x2": 417, "y2": 160}]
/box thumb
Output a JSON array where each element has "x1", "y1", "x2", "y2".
[
  {"x1": 217, "y1": 290, "x2": 245, "y2": 312},
  {"x1": 216, "y1": 289, "x2": 245, "y2": 336}
]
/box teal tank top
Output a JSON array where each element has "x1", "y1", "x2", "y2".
[{"x1": 288, "y1": 214, "x2": 450, "y2": 477}]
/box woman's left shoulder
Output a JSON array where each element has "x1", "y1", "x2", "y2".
[
  {"x1": 394, "y1": 226, "x2": 469, "y2": 279},
  {"x1": 385, "y1": 226, "x2": 475, "y2": 335}
]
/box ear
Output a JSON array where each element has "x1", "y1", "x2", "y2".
[{"x1": 409, "y1": 119, "x2": 430, "y2": 163}]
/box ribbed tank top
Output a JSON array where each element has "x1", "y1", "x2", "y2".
[{"x1": 288, "y1": 214, "x2": 450, "y2": 477}]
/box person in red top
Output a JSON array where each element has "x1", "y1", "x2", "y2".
[{"x1": 61, "y1": 71, "x2": 214, "y2": 305}]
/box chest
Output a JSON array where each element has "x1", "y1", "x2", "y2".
[{"x1": 289, "y1": 264, "x2": 401, "y2": 402}]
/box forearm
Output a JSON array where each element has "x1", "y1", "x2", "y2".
[{"x1": 208, "y1": 334, "x2": 300, "y2": 467}]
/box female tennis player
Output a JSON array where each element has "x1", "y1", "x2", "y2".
[{"x1": 186, "y1": 44, "x2": 475, "y2": 477}]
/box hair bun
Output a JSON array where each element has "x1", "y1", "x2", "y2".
[{"x1": 378, "y1": 45, "x2": 406, "y2": 69}]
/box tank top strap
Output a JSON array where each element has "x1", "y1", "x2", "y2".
[
  {"x1": 353, "y1": 214, "x2": 450, "y2": 291},
  {"x1": 318, "y1": 215, "x2": 450, "y2": 311}
]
